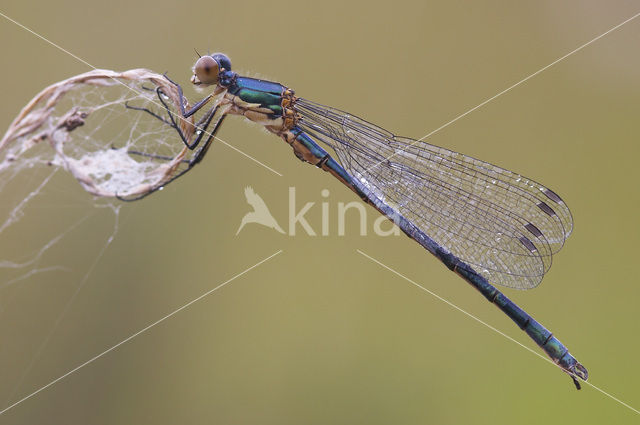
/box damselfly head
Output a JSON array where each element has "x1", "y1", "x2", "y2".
[{"x1": 190, "y1": 53, "x2": 231, "y2": 86}]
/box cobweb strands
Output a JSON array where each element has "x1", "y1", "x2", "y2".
[
  {"x1": 0, "y1": 69, "x2": 211, "y2": 296},
  {"x1": 0, "y1": 68, "x2": 221, "y2": 399},
  {"x1": 0, "y1": 69, "x2": 199, "y2": 200}
]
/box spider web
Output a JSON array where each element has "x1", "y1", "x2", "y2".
[
  {"x1": 0, "y1": 69, "x2": 208, "y2": 401},
  {"x1": 0, "y1": 68, "x2": 203, "y2": 285},
  {"x1": 0, "y1": 69, "x2": 200, "y2": 199}
]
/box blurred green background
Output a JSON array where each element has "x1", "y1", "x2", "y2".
[{"x1": 1, "y1": 0, "x2": 639, "y2": 423}]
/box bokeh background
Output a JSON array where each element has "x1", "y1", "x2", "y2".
[{"x1": 1, "y1": 1, "x2": 639, "y2": 423}]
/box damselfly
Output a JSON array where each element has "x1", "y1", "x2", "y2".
[{"x1": 125, "y1": 53, "x2": 587, "y2": 389}]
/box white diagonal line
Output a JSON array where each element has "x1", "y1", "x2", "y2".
[
  {"x1": 0, "y1": 249, "x2": 283, "y2": 416},
  {"x1": 356, "y1": 249, "x2": 640, "y2": 416},
  {"x1": 0, "y1": 11, "x2": 283, "y2": 177},
  {"x1": 364, "y1": 10, "x2": 640, "y2": 173},
  {"x1": 356, "y1": 250, "x2": 553, "y2": 361}
]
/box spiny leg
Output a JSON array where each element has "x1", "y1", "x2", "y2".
[
  {"x1": 123, "y1": 78, "x2": 193, "y2": 127},
  {"x1": 155, "y1": 86, "x2": 219, "y2": 150},
  {"x1": 111, "y1": 146, "x2": 190, "y2": 164},
  {"x1": 116, "y1": 103, "x2": 227, "y2": 202},
  {"x1": 190, "y1": 114, "x2": 226, "y2": 166},
  {"x1": 119, "y1": 99, "x2": 206, "y2": 159},
  {"x1": 124, "y1": 101, "x2": 173, "y2": 126},
  {"x1": 125, "y1": 72, "x2": 217, "y2": 149},
  {"x1": 140, "y1": 84, "x2": 157, "y2": 92},
  {"x1": 162, "y1": 73, "x2": 212, "y2": 118},
  {"x1": 124, "y1": 85, "x2": 219, "y2": 152}
]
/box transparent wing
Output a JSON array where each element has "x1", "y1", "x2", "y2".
[{"x1": 296, "y1": 98, "x2": 573, "y2": 289}]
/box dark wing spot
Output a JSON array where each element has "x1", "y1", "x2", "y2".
[
  {"x1": 543, "y1": 188, "x2": 563, "y2": 204},
  {"x1": 519, "y1": 236, "x2": 538, "y2": 253},
  {"x1": 524, "y1": 223, "x2": 543, "y2": 238},
  {"x1": 537, "y1": 201, "x2": 556, "y2": 217}
]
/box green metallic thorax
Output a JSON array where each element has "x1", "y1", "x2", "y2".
[{"x1": 228, "y1": 77, "x2": 287, "y2": 116}]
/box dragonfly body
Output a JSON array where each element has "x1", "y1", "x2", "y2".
[
  {"x1": 214, "y1": 73, "x2": 355, "y2": 181},
  {"x1": 135, "y1": 53, "x2": 588, "y2": 388}
]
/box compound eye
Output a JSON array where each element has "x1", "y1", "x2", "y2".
[{"x1": 194, "y1": 55, "x2": 219, "y2": 84}]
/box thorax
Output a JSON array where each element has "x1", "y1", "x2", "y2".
[{"x1": 218, "y1": 75, "x2": 298, "y2": 134}]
